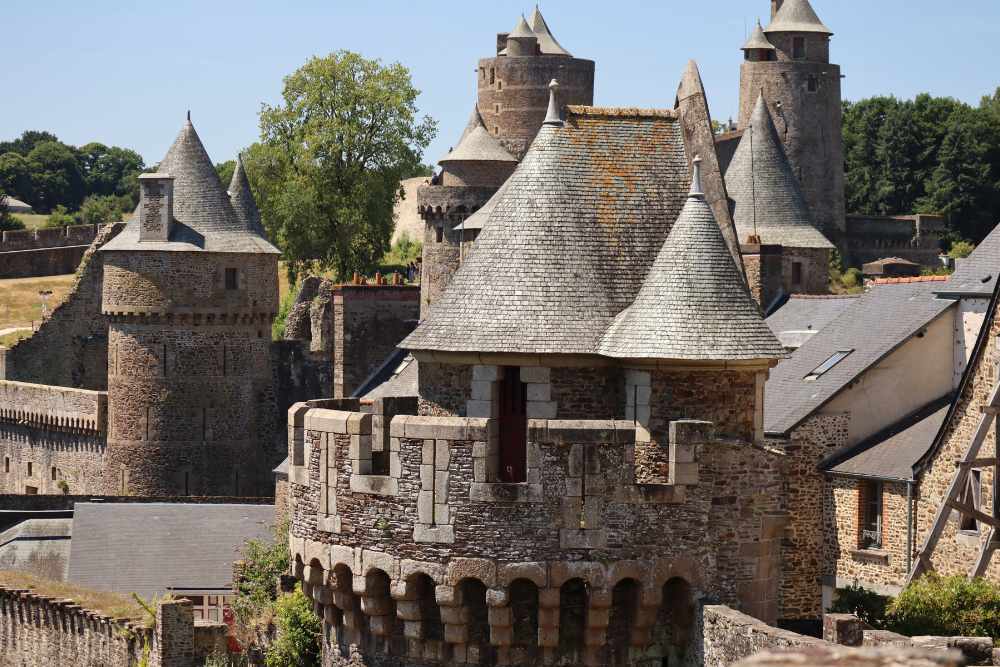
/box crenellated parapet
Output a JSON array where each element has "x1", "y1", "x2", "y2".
[
  {"x1": 0, "y1": 224, "x2": 99, "y2": 252},
  {"x1": 288, "y1": 403, "x2": 789, "y2": 666},
  {"x1": 0, "y1": 380, "x2": 107, "y2": 434}
]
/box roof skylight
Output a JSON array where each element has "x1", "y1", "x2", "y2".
[{"x1": 804, "y1": 349, "x2": 853, "y2": 381}]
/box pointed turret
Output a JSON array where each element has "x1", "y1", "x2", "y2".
[
  {"x1": 598, "y1": 158, "x2": 785, "y2": 362},
  {"x1": 742, "y1": 19, "x2": 777, "y2": 51},
  {"x1": 529, "y1": 6, "x2": 572, "y2": 56},
  {"x1": 765, "y1": 0, "x2": 832, "y2": 34},
  {"x1": 439, "y1": 107, "x2": 517, "y2": 164},
  {"x1": 228, "y1": 154, "x2": 265, "y2": 236},
  {"x1": 725, "y1": 95, "x2": 833, "y2": 249}
]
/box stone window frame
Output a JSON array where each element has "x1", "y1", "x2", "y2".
[
  {"x1": 466, "y1": 365, "x2": 550, "y2": 503},
  {"x1": 857, "y1": 479, "x2": 883, "y2": 550}
]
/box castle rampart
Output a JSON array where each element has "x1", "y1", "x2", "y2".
[
  {"x1": 0, "y1": 225, "x2": 100, "y2": 279},
  {"x1": 288, "y1": 401, "x2": 787, "y2": 665},
  {"x1": 844, "y1": 214, "x2": 945, "y2": 268}
]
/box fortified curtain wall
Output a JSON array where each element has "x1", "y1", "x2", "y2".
[
  {"x1": 0, "y1": 587, "x2": 227, "y2": 667},
  {"x1": 0, "y1": 380, "x2": 107, "y2": 495},
  {"x1": 0, "y1": 224, "x2": 100, "y2": 279}
]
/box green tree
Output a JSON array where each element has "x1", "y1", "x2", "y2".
[
  {"x1": 0, "y1": 152, "x2": 33, "y2": 203},
  {"x1": 45, "y1": 205, "x2": 75, "y2": 227},
  {"x1": 215, "y1": 160, "x2": 235, "y2": 188},
  {"x1": 26, "y1": 141, "x2": 85, "y2": 212},
  {"x1": 0, "y1": 188, "x2": 25, "y2": 232},
  {"x1": 0, "y1": 130, "x2": 60, "y2": 156},
  {"x1": 256, "y1": 50, "x2": 436, "y2": 281},
  {"x1": 76, "y1": 194, "x2": 131, "y2": 226},
  {"x1": 77, "y1": 142, "x2": 144, "y2": 204}
]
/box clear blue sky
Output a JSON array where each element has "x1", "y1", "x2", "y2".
[{"x1": 2, "y1": 1, "x2": 998, "y2": 168}]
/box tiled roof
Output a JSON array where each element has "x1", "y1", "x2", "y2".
[
  {"x1": 766, "y1": 294, "x2": 858, "y2": 347},
  {"x1": 826, "y1": 400, "x2": 951, "y2": 482},
  {"x1": 68, "y1": 503, "x2": 275, "y2": 598},
  {"x1": 765, "y1": 0, "x2": 832, "y2": 35},
  {"x1": 440, "y1": 107, "x2": 517, "y2": 164},
  {"x1": 725, "y1": 95, "x2": 833, "y2": 249},
  {"x1": 404, "y1": 107, "x2": 690, "y2": 356},
  {"x1": 742, "y1": 20, "x2": 777, "y2": 50},
  {"x1": 101, "y1": 119, "x2": 279, "y2": 254},
  {"x1": 529, "y1": 7, "x2": 572, "y2": 56},
  {"x1": 935, "y1": 222, "x2": 1000, "y2": 298},
  {"x1": 872, "y1": 276, "x2": 948, "y2": 285},
  {"x1": 598, "y1": 161, "x2": 785, "y2": 362},
  {"x1": 765, "y1": 281, "x2": 955, "y2": 435},
  {"x1": 227, "y1": 154, "x2": 266, "y2": 237}
]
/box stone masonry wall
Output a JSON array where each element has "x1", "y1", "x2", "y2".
[
  {"x1": 0, "y1": 587, "x2": 226, "y2": 667},
  {"x1": 701, "y1": 604, "x2": 825, "y2": 667},
  {"x1": 826, "y1": 478, "x2": 912, "y2": 595},
  {"x1": 914, "y1": 301, "x2": 1000, "y2": 581},
  {"x1": 0, "y1": 224, "x2": 98, "y2": 279},
  {"x1": 1, "y1": 222, "x2": 124, "y2": 389},
  {"x1": 288, "y1": 404, "x2": 788, "y2": 665},
  {"x1": 772, "y1": 413, "x2": 850, "y2": 621}
]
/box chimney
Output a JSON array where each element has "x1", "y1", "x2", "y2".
[
  {"x1": 771, "y1": 0, "x2": 784, "y2": 19},
  {"x1": 138, "y1": 173, "x2": 174, "y2": 243}
]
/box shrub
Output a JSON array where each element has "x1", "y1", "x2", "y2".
[
  {"x1": 271, "y1": 282, "x2": 300, "y2": 340},
  {"x1": 45, "y1": 205, "x2": 75, "y2": 227},
  {"x1": 887, "y1": 574, "x2": 1000, "y2": 639},
  {"x1": 265, "y1": 584, "x2": 321, "y2": 667},
  {"x1": 948, "y1": 240, "x2": 976, "y2": 260},
  {"x1": 831, "y1": 583, "x2": 890, "y2": 629},
  {"x1": 841, "y1": 267, "x2": 862, "y2": 289},
  {"x1": 77, "y1": 194, "x2": 131, "y2": 226}
]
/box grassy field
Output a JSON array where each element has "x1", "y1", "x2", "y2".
[
  {"x1": 11, "y1": 213, "x2": 48, "y2": 230},
  {"x1": 0, "y1": 274, "x2": 75, "y2": 330}
]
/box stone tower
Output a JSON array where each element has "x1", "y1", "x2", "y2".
[
  {"x1": 418, "y1": 8, "x2": 595, "y2": 317},
  {"x1": 99, "y1": 118, "x2": 280, "y2": 497},
  {"x1": 738, "y1": 0, "x2": 845, "y2": 240}
]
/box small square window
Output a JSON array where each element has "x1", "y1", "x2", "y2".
[{"x1": 225, "y1": 268, "x2": 238, "y2": 290}]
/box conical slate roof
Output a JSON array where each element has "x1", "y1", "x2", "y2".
[
  {"x1": 102, "y1": 119, "x2": 278, "y2": 254},
  {"x1": 530, "y1": 6, "x2": 572, "y2": 56},
  {"x1": 404, "y1": 107, "x2": 690, "y2": 356},
  {"x1": 228, "y1": 154, "x2": 266, "y2": 236},
  {"x1": 725, "y1": 95, "x2": 833, "y2": 249},
  {"x1": 742, "y1": 20, "x2": 776, "y2": 50},
  {"x1": 599, "y1": 160, "x2": 785, "y2": 362},
  {"x1": 510, "y1": 15, "x2": 535, "y2": 39},
  {"x1": 439, "y1": 107, "x2": 517, "y2": 164},
  {"x1": 765, "y1": 0, "x2": 832, "y2": 34}
]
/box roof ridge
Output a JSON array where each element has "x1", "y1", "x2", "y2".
[
  {"x1": 873, "y1": 276, "x2": 949, "y2": 285},
  {"x1": 565, "y1": 105, "x2": 677, "y2": 119},
  {"x1": 788, "y1": 294, "x2": 861, "y2": 300}
]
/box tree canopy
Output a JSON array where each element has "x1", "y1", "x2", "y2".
[
  {"x1": 844, "y1": 89, "x2": 1000, "y2": 242},
  {"x1": 250, "y1": 50, "x2": 436, "y2": 281},
  {"x1": 0, "y1": 131, "x2": 145, "y2": 214}
]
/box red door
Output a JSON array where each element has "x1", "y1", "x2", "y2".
[{"x1": 498, "y1": 367, "x2": 527, "y2": 483}]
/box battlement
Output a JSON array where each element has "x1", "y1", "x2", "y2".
[
  {"x1": 844, "y1": 213, "x2": 946, "y2": 267},
  {"x1": 0, "y1": 224, "x2": 99, "y2": 252},
  {"x1": 417, "y1": 185, "x2": 497, "y2": 218},
  {"x1": 0, "y1": 380, "x2": 107, "y2": 433}
]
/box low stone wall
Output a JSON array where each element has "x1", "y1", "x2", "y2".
[
  {"x1": 0, "y1": 585, "x2": 226, "y2": 667},
  {"x1": 0, "y1": 225, "x2": 99, "y2": 252},
  {"x1": 0, "y1": 380, "x2": 107, "y2": 433},
  {"x1": 702, "y1": 605, "x2": 825, "y2": 666},
  {"x1": 0, "y1": 225, "x2": 99, "y2": 279}
]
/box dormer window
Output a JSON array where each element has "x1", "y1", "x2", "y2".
[
  {"x1": 792, "y1": 37, "x2": 806, "y2": 60},
  {"x1": 225, "y1": 268, "x2": 238, "y2": 290}
]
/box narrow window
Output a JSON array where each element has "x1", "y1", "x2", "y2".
[
  {"x1": 490, "y1": 68, "x2": 496, "y2": 85},
  {"x1": 960, "y1": 470, "x2": 983, "y2": 532},
  {"x1": 27, "y1": 462, "x2": 32, "y2": 478},
  {"x1": 495, "y1": 103, "x2": 501, "y2": 114},
  {"x1": 497, "y1": 366, "x2": 527, "y2": 483},
  {"x1": 225, "y1": 268, "x2": 238, "y2": 290},
  {"x1": 808, "y1": 75, "x2": 818, "y2": 92},
  {"x1": 51, "y1": 466, "x2": 57, "y2": 481},
  {"x1": 497, "y1": 80, "x2": 502, "y2": 91},
  {"x1": 184, "y1": 471, "x2": 190, "y2": 497},
  {"x1": 792, "y1": 261, "x2": 803, "y2": 285},
  {"x1": 858, "y1": 480, "x2": 883, "y2": 549},
  {"x1": 792, "y1": 37, "x2": 806, "y2": 60},
  {"x1": 436, "y1": 226, "x2": 444, "y2": 243},
  {"x1": 804, "y1": 350, "x2": 853, "y2": 381},
  {"x1": 3, "y1": 457, "x2": 8, "y2": 473}
]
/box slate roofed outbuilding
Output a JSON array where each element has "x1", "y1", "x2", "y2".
[
  {"x1": 68, "y1": 503, "x2": 275, "y2": 599},
  {"x1": 764, "y1": 0, "x2": 833, "y2": 35},
  {"x1": 765, "y1": 281, "x2": 954, "y2": 436},
  {"x1": 725, "y1": 95, "x2": 833, "y2": 249},
  {"x1": 101, "y1": 118, "x2": 279, "y2": 255},
  {"x1": 403, "y1": 106, "x2": 691, "y2": 356},
  {"x1": 598, "y1": 160, "x2": 785, "y2": 362}
]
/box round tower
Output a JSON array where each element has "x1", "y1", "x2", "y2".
[
  {"x1": 99, "y1": 119, "x2": 280, "y2": 497},
  {"x1": 737, "y1": 0, "x2": 845, "y2": 240},
  {"x1": 418, "y1": 8, "x2": 595, "y2": 317}
]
